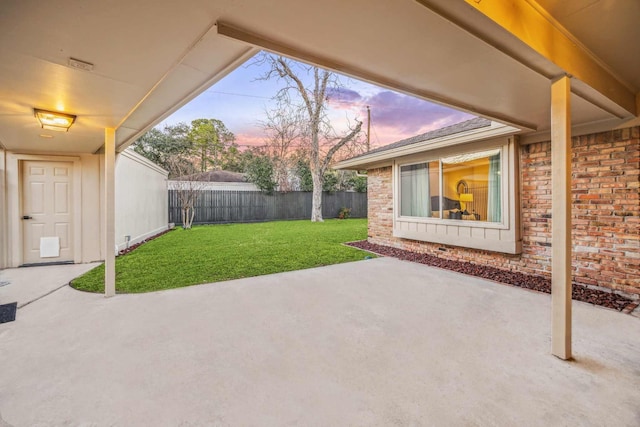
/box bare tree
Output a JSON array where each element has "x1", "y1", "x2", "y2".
[
  {"x1": 257, "y1": 54, "x2": 363, "y2": 221},
  {"x1": 260, "y1": 104, "x2": 301, "y2": 192},
  {"x1": 167, "y1": 156, "x2": 206, "y2": 229}
]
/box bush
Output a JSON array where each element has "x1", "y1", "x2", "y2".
[
  {"x1": 295, "y1": 162, "x2": 341, "y2": 193},
  {"x1": 245, "y1": 155, "x2": 277, "y2": 194},
  {"x1": 323, "y1": 170, "x2": 338, "y2": 193},
  {"x1": 349, "y1": 175, "x2": 367, "y2": 193},
  {"x1": 338, "y1": 207, "x2": 352, "y2": 219},
  {"x1": 295, "y1": 159, "x2": 313, "y2": 192}
]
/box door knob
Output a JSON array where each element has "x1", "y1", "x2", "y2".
[{"x1": 22, "y1": 215, "x2": 33, "y2": 220}]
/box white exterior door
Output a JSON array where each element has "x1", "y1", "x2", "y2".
[{"x1": 22, "y1": 161, "x2": 74, "y2": 265}]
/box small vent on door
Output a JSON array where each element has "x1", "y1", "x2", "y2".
[{"x1": 40, "y1": 237, "x2": 60, "y2": 258}]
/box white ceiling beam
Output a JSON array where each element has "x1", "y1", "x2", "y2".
[
  {"x1": 115, "y1": 46, "x2": 258, "y2": 152},
  {"x1": 115, "y1": 20, "x2": 218, "y2": 132},
  {"x1": 217, "y1": 21, "x2": 538, "y2": 131},
  {"x1": 420, "y1": 0, "x2": 637, "y2": 117}
]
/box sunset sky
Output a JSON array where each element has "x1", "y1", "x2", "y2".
[{"x1": 160, "y1": 52, "x2": 473, "y2": 150}]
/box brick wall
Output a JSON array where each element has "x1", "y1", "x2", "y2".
[{"x1": 367, "y1": 126, "x2": 640, "y2": 296}]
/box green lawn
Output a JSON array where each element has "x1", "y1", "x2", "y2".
[{"x1": 71, "y1": 219, "x2": 373, "y2": 293}]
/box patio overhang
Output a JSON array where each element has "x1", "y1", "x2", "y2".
[
  {"x1": 1, "y1": 1, "x2": 638, "y2": 156},
  {"x1": 1, "y1": 0, "x2": 638, "y2": 359},
  {"x1": 419, "y1": 0, "x2": 638, "y2": 119}
]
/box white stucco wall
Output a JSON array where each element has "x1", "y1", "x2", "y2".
[
  {"x1": 82, "y1": 153, "x2": 103, "y2": 263},
  {"x1": 115, "y1": 149, "x2": 168, "y2": 252},
  {"x1": 0, "y1": 148, "x2": 167, "y2": 268},
  {"x1": 2, "y1": 152, "x2": 103, "y2": 267}
]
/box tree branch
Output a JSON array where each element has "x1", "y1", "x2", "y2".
[
  {"x1": 275, "y1": 57, "x2": 315, "y2": 121},
  {"x1": 321, "y1": 120, "x2": 362, "y2": 173}
]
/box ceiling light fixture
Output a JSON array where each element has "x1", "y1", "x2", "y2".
[
  {"x1": 34, "y1": 108, "x2": 77, "y2": 132},
  {"x1": 68, "y1": 57, "x2": 94, "y2": 72}
]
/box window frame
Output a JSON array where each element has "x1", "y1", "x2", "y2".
[
  {"x1": 391, "y1": 135, "x2": 521, "y2": 254},
  {"x1": 396, "y1": 143, "x2": 509, "y2": 230}
]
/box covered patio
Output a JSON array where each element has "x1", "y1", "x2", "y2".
[
  {"x1": 0, "y1": 258, "x2": 638, "y2": 425},
  {"x1": 1, "y1": 2, "x2": 638, "y2": 413}
]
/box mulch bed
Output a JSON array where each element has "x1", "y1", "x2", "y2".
[
  {"x1": 347, "y1": 240, "x2": 636, "y2": 312},
  {"x1": 118, "y1": 228, "x2": 174, "y2": 256}
]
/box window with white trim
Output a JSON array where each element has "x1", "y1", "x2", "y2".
[
  {"x1": 399, "y1": 148, "x2": 503, "y2": 223},
  {"x1": 393, "y1": 137, "x2": 520, "y2": 254}
]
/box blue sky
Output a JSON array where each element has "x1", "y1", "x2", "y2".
[{"x1": 160, "y1": 53, "x2": 473, "y2": 149}]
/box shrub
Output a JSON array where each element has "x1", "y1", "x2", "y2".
[
  {"x1": 338, "y1": 207, "x2": 352, "y2": 219},
  {"x1": 349, "y1": 175, "x2": 367, "y2": 193},
  {"x1": 323, "y1": 170, "x2": 339, "y2": 193},
  {"x1": 245, "y1": 155, "x2": 277, "y2": 194},
  {"x1": 295, "y1": 159, "x2": 313, "y2": 192}
]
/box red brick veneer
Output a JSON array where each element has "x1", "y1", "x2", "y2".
[{"x1": 366, "y1": 126, "x2": 639, "y2": 296}]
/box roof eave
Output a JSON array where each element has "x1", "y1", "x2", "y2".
[{"x1": 334, "y1": 121, "x2": 520, "y2": 170}]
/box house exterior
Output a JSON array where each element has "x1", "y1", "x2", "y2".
[
  {"x1": 335, "y1": 119, "x2": 639, "y2": 298},
  {"x1": 168, "y1": 170, "x2": 259, "y2": 192},
  {"x1": 1, "y1": 0, "x2": 638, "y2": 358},
  {"x1": 0, "y1": 148, "x2": 168, "y2": 267},
  {"x1": 115, "y1": 150, "x2": 169, "y2": 253}
]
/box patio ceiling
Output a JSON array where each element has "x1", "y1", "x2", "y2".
[{"x1": 0, "y1": 0, "x2": 638, "y2": 154}]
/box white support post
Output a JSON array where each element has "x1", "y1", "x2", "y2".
[
  {"x1": 551, "y1": 76, "x2": 572, "y2": 360},
  {"x1": 104, "y1": 128, "x2": 116, "y2": 297}
]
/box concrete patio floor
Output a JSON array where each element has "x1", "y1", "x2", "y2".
[
  {"x1": 0, "y1": 262, "x2": 100, "y2": 308},
  {"x1": 0, "y1": 258, "x2": 638, "y2": 426}
]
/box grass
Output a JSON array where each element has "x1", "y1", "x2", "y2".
[{"x1": 71, "y1": 219, "x2": 374, "y2": 293}]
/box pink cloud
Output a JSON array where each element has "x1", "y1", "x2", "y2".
[
  {"x1": 326, "y1": 87, "x2": 363, "y2": 106},
  {"x1": 366, "y1": 91, "x2": 472, "y2": 134},
  {"x1": 325, "y1": 88, "x2": 474, "y2": 147},
  {"x1": 234, "y1": 131, "x2": 265, "y2": 149},
  {"x1": 235, "y1": 87, "x2": 474, "y2": 151}
]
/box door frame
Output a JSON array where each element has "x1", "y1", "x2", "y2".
[{"x1": 7, "y1": 154, "x2": 82, "y2": 267}]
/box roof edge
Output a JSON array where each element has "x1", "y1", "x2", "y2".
[{"x1": 334, "y1": 121, "x2": 519, "y2": 170}]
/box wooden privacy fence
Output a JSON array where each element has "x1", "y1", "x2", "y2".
[{"x1": 169, "y1": 190, "x2": 367, "y2": 225}]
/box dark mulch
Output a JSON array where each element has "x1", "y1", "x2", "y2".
[
  {"x1": 348, "y1": 240, "x2": 635, "y2": 312},
  {"x1": 118, "y1": 228, "x2": 174, "y2": 256}
]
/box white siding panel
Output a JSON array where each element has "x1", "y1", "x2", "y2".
[
  {"x1": 471, "y1": 227, "x2": 485, "y2": 239},
  {"x1": 115, "y1": 150, "x2": 169, "y2": 252},
  {"x1": 458, "y1": 226, "x2": 471, "y2": 238},
  {"x1": 394, "y1": 224, "x2": 520, "y2": 253},
  {"x1": 485, "y1": 228, "x2": 501, "y2": 241}
]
